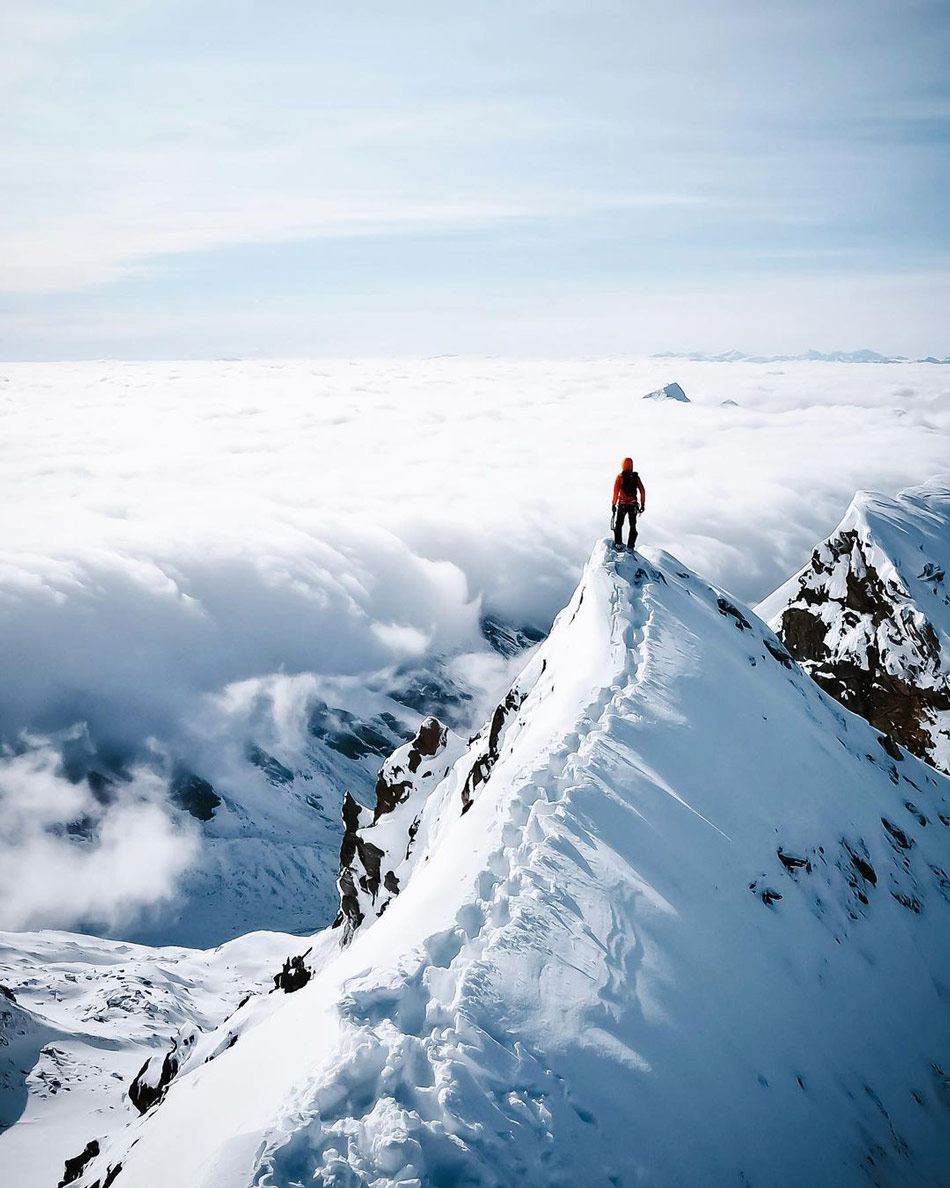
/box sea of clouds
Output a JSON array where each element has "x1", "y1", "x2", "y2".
[{"x1": 1, "y1": 356, "x2": 948, "y2": 933}]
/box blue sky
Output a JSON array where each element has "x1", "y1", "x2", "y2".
[{"x1": 2, "y1": 0, "x2": 949, "y2": 358}]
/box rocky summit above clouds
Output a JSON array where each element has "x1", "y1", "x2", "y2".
[{"x1": 759, "y1": 477, "x2": 950, "y2": 774}]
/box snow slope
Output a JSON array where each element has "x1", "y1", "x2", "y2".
[
  {"x1": 54, "y1": 540, "x2": 950, "y2": 1188},
  {"x1": 0, "y1": 928, "x2": 305, "y2": 1188},
  {"x1": 759, "y1": 477, "x2": 950, "y2": 774}
]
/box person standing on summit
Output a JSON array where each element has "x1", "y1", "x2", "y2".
[{"x1": 611, "y1": 458, "x2": 646, "y2": 550}]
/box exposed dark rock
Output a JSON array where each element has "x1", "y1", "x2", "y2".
[
  {"x1": 764, "y1": 638, "x2": 793, "y2": 668},
  {"x1": 881, "y1": 818, "x2": 914, "y2": 851},
  {"x1": 461, "y1": 688, "x2": 526, "y2": 813},
  {"x1": 780, "y1": 606, "x2": 829, "y2": 660},
  {"x1": 90, "y1": 1164, "x2": 122, "y2": 1188},
  {"x1": 0, "y1": 984, "x2": 16, "y2": 1003},
  {"x1": 804, "y1": 659, "x2": 949, "y2": 765},
  {"x1": 390, "y1": 668, "x2": 474, "y2": 729},
  {"x1": 273, "y1": 951, "x2": 312, "y2": 994},
  {"x1": 375, "y1": 717, "x2": 447, "y2": 819},
  {"x1": 59, "y1": 1138, "x2": 100, "y2": 1186},
  {"x1": 245, "y1": 744, "x2": 294, "y2": 786},
  {"x1": 335, "y1": 717, "x2": 459, "y2": 944},
  {"x1": 308, "y1": 700, "x2": 410, "y2": 761},
  {"x1": 892, "y1": 892, "x2": 922, "y2": 913},
  {"x1": 354, "y1": 838, "x2": 385, "y2": 900},
  {"x1": 717, "y1": 597, "x2": 751, "y2": 631},
  {"x1": 170, "y1": 773, "x2": 221, "y2": 821},
  {"x1": 334, "y1": 791, "x2": 366, "y2": 937},
  {"x1": 86, "y1": 771, "x2": 118, "y2": 806},
  {"x1": 774, "y1": 527, "x2": 950, "y2": 771},
  {"x1": 777, "y1": 849, "x2": 812, "y2": 874},
  {"x1": 931, "y1": 865, "x2": 950, "y2": 896},
  {"x1": 845, "y1": 843, "x2": 878, "y2": 887},
  {"x1": 128, "y1": 1028, "x2": 197, "y2": 1114},
  {"x1": 480, "y1": 614, "x2": 545, "y2": 659},
  {"x1": 328, "y1": 723, "x2": 395, "y2": 761},
  {"x1": 877, "y1": 733, "x2": 903, "y2": 761}
]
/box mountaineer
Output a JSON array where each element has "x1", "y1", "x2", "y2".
[{"x1": 611, "y1": 458, "x2": 646, "y2": 550}]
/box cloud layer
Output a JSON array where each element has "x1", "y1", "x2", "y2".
[
  {"x1": 0, "y1": 736, "x2": 199, "y2": 932},
  {"x1": 1, "y1": 356, "x2": 948, "y2": 931}
]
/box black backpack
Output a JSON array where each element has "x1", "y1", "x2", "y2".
[{"x1": 620, "y1": 470, "x2": 640, "y2": 498}]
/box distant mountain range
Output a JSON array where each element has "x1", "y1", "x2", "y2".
[{"x1": 654, "y1": 349, "x2": 950, "y2": 364}]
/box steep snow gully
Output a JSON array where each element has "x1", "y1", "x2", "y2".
[{"x1": 48, "y1": 543, "x2": 950, "y2": 1186}]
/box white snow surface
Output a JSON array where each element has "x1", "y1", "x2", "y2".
[
  {"x1": 0, "y1": 926, "x2": 307, "y2": 1188},
  {"x1": 2, "y1": 356, "x2": 949, "y2": 939},
  {"x1": 49, "y1": 540, "x2": 950, "y2": 1188}
]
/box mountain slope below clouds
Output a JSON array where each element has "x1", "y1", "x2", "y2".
[
  {"x1": 758, "y1": 476, "x2": 950, "y2": 774},
  {"x1": 0, "y1": 622, "x2": 534, "y2": 951},
  {"x1": 49, "y1": 543, "x2": 950, "y2": 1188},
  {"x1": 0, "y1": 928, "x2": 303, "y2": 1188}
]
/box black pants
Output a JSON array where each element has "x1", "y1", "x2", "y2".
[{"x1": 614, "y1": 504, "x2": 638, "y2": 547}]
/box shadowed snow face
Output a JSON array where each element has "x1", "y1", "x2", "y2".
[{"x1": 0, "y1": 356, "x2": 948, "y2": 932}]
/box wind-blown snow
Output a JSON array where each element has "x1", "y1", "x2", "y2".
[
  {"x1": 59, "y1": 540, "x2": 950, "y2": 1188},
  {"x1": 1, "y1": 356, "x2": 948, "y2": 936}
]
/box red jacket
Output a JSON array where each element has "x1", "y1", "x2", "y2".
[{"x1": 613, "y1": 458, "x2": 646, "y2": 508}]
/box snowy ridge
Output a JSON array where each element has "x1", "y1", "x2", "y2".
[
  {"x1": 759, "y1": 476, "x2": 950, "y2": 773},
  {"x1": 42, "y1": 542, "x2": 950, "y2": 1187}
]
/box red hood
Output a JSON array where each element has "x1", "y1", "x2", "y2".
[{"x1": 621, "y1": 457, "x2": 633, "y2": 471}]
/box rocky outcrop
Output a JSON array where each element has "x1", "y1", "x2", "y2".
[
  {"x1": 272, "y1": 951, "x2": 312, "y2": 994},
  {"x1": 128, "y1": 1025, "x2": 198, "y2": 1114},
  {"x1": 335, "y1": 717, "x2": 464, "y2": 943},
  {"x1": 461, "y1": 686, "x2": 528, "y2": 812},
  {"x1": 764, "y1": 489, "x2": 950, "y2": 773},
  {"x1": 308, "y1": 700, "x2": 411, "y2": 761},
  {"x1": 58, "y1": 1139, "x2": 122, "y2": 1188},
  {"x1": 58, "y1": 1139, "x2": 100, "y2": 1187},
  {"x1": 170, "y1": 772, "x2": 220, "y2": 821},
  {"x1": 480, "y1": 614, "x2": 545, "y2": 659}
]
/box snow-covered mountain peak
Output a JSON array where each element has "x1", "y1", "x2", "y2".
[
  {"x1": 759, "y1": 476, "x2": 950, "y2": 773},
  {"x1": 53, "y1": 537, "x2": 950, "y2": 1188},
  {"x1": 643, "y1": 380, "x2": 689, "y2": 401}
]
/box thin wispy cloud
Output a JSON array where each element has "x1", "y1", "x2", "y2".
[{"x1": 2, "y1": 0, "x2": 949, "y2": 354}]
